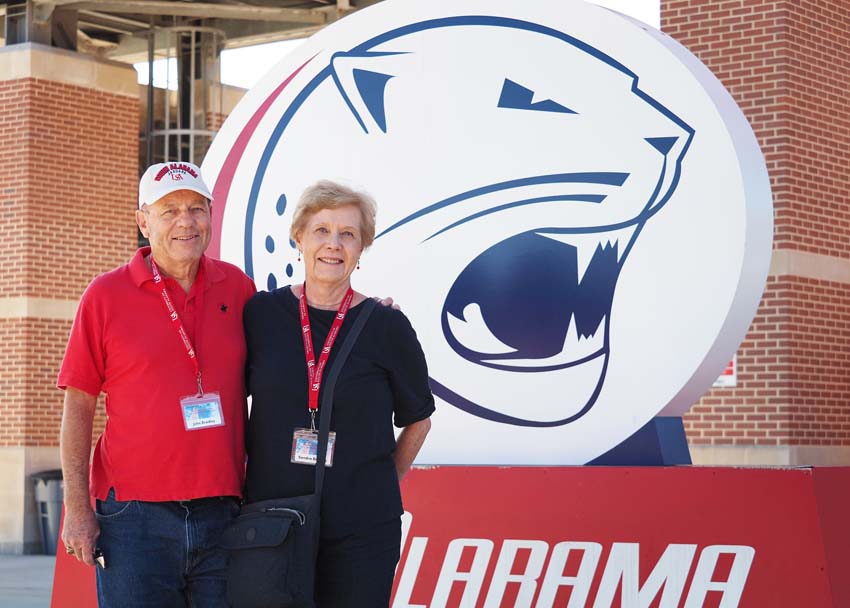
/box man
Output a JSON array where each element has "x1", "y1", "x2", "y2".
[{"x1": 58, "y1": 162, "x2": 256, "y2": 606}]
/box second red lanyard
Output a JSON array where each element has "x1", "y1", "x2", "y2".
[{"x1": 299, "y1": 283, "x2": 354, "y2": 414}]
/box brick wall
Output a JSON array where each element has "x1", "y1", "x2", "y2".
[
  {"x1": 0, "y1": 319, "x2": 28, "y2": 446},
  {"x1": 0, "y1": 76, "x2": 137, "y2": 448},
  {"x1": 0, "y1": 78, "x2": 138, "y2": 299},
  {"x1": 0, "y1": 317, "x2": 107, "y2": 446},
  {"x1": 662, "y1": 0, "x2": 850, "y2": 449}
]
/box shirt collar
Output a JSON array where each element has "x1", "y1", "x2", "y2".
[{"x1": 128, "y1": 246, "x2": 225, "y2": 290}]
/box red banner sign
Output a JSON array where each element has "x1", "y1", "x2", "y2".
[
  {"x1": 390, "y1": 467, "x2": 849, "y2": 607},
  {"x1": 53, "y1": 467, "x2": 850, "y2": 607}
]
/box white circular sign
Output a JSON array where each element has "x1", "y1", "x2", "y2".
[{"x1": 204, "y1": 0, "x2": 773, "y2": 464}]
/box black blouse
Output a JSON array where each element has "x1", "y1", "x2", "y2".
[{"x1": 243, "y1": 286, "x2": 435, "y2": 537}]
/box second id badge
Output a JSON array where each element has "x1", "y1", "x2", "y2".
[
  {"x1": 180, "y1": 393, "x2": 224, "y2": 431},
  {"x1": 291, "y1": 428, "x2": 335, "y2": 466}
]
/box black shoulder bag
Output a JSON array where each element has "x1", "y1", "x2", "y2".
[{"x1": 222, "y1": 298, "x2": 377, "y2": 608}]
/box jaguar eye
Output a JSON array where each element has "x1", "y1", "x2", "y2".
[
  {"x1": 497, "y1": 78, "x2": 577, "y2": 115},
  {"x1": 352, "y1": 68, "x2": 393, "y2": 133}
]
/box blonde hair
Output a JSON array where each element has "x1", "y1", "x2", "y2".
[{"x1": 290, "y1": 180, "x2": 377, "y2": 249}]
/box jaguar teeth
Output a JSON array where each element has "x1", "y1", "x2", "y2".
[
  {"x1": 448, "y1": 303, "x2": 605, "y2": 366},
  {"x1": 536, "y1": 225, "x2": 637, "y2": 283},
  {"x1": 447, "y1": 303, "x2": 516, "y2": 355},
  {"x1": 483, "y1": 314, "x2": 605, "y2": 368}
]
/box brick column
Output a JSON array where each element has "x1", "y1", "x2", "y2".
[
  {"x1": 0, "y1": 43, "x2": 138, "y2": 553},
  {"x1": 662, "y1": 1, "x2": 850, "y2": 464}
]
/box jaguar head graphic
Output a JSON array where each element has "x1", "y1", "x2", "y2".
[{"x1": 233, "y1": 16, "x2": 694, "y2": 427}]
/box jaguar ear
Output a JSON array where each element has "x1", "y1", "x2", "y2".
[{"x1": 330, "y1": 51, "x2": 409, "y2": 134}]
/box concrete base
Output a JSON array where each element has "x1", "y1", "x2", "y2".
[
  {"x1": 0, "y1": 447, "x2": 61, "y2": 555},
  {"x1": 690, "y1": 445, "x2": 850, "y2": 466}
]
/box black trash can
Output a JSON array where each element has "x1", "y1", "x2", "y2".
[{"x1": 32, "y1": 469, "x2": 64, "y2": 555}]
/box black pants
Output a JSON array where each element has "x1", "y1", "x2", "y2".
[{"x1": 315, "y1": 517, "x2": 401, "y2": 607}]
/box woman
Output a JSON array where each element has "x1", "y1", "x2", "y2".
[{"x1": 243, "y1": 180, "x2": 434, "y2": 607}]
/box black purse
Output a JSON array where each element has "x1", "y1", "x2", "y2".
[{"x1": 222, "y1": 298, "x2": 377, "y2": 608}]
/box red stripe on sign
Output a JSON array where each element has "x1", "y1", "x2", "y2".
[{"x1": 207, "y1": 54, "x2": 318, "y2": 259}]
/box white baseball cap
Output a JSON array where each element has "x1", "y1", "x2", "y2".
[{"x1": 138, "y1": 162, "x2": 213, "y2": 209}]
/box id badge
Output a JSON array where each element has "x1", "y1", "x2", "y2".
[
  {"x1": 291, "y1": 428, "x2": 335, "y2": 466},
  {"x1": 180, "y1": 393, "x2": 224, "y2": 431}
]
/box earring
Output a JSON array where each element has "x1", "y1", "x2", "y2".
[
  {"x1": 297, "y1": 250, "x2": 301, "y2": 262},
  {"x1": 356, "y1": 259, "x2": 360, "y2": 270}
]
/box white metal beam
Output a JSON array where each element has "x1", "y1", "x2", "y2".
[{"x1": 32, "y1": 1, "x2": 328, "y2": 24}]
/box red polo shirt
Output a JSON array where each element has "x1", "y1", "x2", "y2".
[{"x1": 58, "y1": 247, "x2": 256, "y2": 501}]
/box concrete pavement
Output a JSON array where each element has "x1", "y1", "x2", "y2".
[{"x1": 0, "y1": 555, "x2": 55, "y2": 608}]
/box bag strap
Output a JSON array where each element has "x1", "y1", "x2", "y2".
[{"x1": 313, "y1": 297, "x2": 377, "y2": 495}]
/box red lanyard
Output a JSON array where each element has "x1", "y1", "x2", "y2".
[
  {"x1": 150, "y1": 258, "x2": 204, "y2": 397},
  {"x1": 299, "y1": 283, "x2": 353, "y2": 426}
]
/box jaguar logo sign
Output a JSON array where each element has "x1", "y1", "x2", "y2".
[{"x1": 204, "y1": 0, "x2": 773, "y2": 464}]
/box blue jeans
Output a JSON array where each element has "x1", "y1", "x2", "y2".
[{"x1": 95, "y1": 489, "x2": 239, "y2": 608}]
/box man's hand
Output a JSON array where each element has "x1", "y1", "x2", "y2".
[
  {"x1": 61, "y1": 505, "x2": 99, "y2": 566},
  {"x1": 374, "y1": 296, "x2": 401, "y2": 310}
]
